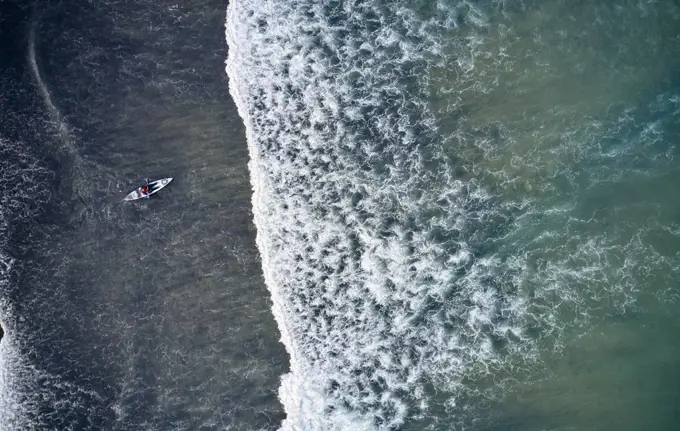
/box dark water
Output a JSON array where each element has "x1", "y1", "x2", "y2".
[{"x1": 0, "y1": 1, "x2": 287, "y2": 429}]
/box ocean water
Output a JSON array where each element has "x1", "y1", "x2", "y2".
[
  {"x1": 2, "y1": 0, "x2": 679, "y2": 430},
  {"x1": 225, "y1": 0, "x2": 680, "y2": 430},
  {"x1": 1, "y1": 1, "x2": 287, "y2": 430}
]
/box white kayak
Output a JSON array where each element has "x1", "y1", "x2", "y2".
[{"x1": 123, "y1": 178, "x2": 173, "y2": 201}]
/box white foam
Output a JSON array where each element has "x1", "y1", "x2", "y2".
[
  {"x1": 224, "y1": 0, "x2": 679, "y2": 428},
  {"x1": 0, "y1": 273, "x2": 38, "y2": 431},
  {"x1": 0, "y1": 332, "x2": 26, "y2": 431},
  {"x1": 224, "y1": 1, "x2": 516, "y2": 428},
  {"x1": 0, "y1": 138, "x2": 59, "y2": 428}
]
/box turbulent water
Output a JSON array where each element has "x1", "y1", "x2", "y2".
[
  {"x1": 226, "y1": 0, "x2": 680, "y2": 430},
  {"x1": 1, "y1": 0, "x2": 679, "y2": 430}
]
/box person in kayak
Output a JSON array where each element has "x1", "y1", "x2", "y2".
[{"x1": 140, "y1": 183, "x2": 150, "y2": 197}]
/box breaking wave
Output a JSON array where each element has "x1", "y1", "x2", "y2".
[
  {"x1": 225, "y1": 0, "x2": 680, "y2": 429},
  {"x1": 0, "y1": 134, "x2": 55, "y2": 429}
]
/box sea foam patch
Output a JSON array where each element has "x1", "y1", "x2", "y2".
[
  {"x1": 0, "y1": 329, "x2": 30, "y2": 430},
  {"x1": 226, "y1": 1, "x2": 532, "y2": 428},
  {"x1": 225, "y1": 0, "x2": 680, "y2": 429},
  {"x1": 0, "y1": 137, "x2": 53, "y2": 429}
]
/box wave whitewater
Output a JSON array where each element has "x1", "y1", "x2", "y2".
[
  {"x1": 227, "y1": 1, "x2": 544, "y2": 428},
  {"x1": 226, "y1": 0, "x2": 680, "y2": 429},
  {"x1": 0, "y1": 135, "x2": 54, "y2": 429}
]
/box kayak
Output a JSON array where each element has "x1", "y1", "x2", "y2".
[{"x1": 123, "y1": 178, "x2": 173, "y2": 201}]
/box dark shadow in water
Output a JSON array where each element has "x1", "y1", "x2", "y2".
[{"x1": 1, "y1": 0, "x2": 288, "y2": 429}]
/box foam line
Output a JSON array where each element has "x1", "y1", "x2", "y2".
[{"x1": 28, "y1": 20, "x2": 73, "y2": 151}]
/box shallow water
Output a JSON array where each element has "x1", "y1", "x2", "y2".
[{"x1": 225, "y1": 0, "x2": 680, "y2": 429}]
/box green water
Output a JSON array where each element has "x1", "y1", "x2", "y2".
[{"x1": 416, "y1": 0, "x2": 680, "y2": 429}]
